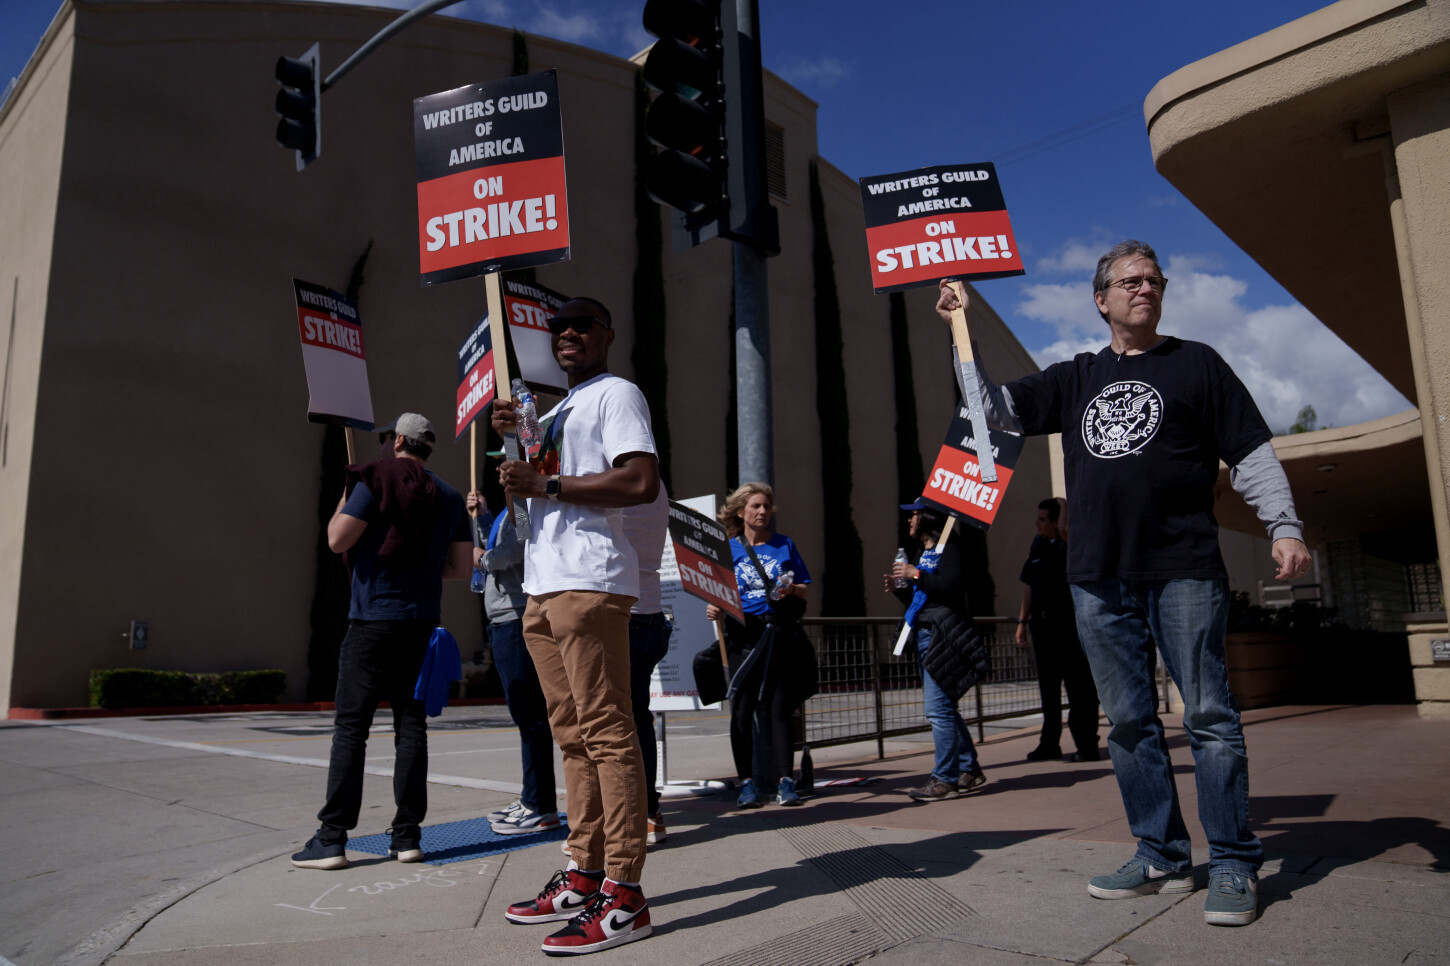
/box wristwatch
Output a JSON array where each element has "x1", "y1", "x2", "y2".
[{"x1": 545, "y1": 474, "x2": 561, "y2": 499}]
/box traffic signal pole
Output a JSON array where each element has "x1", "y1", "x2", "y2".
[{"x1": 729, "y1": 0, "x2": 774, "y2": 488}]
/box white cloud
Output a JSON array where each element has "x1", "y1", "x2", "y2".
[
  {"x1": 1014, "y1": 251, "x2": 1412, "y2": 432},
  {"x1": 1033, "y1": 239, "x2": 1106, "y2": 277},
  {"x1": 777, "y1": 55, "x2": 849, "y2": 89}
]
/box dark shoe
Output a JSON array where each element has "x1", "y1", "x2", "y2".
[
  {"x1": 1025, "y1": 745, "x2": 1062, "y2": 762},
  {"x1": 388, "y1": 825, "x2": 423, "y2": 863},
  {"x1": 1065, "y1": 749, "x2": 1102, "y2": 763},
  {"x1": 1088, "y1": 857, "x2": 1194, "y2": 899},
  {"x1": 907, "y1": 778, "x2": 961, "y2": 802},
  {"x1": 1204, "y1": 870, "x2": 1258, "y2": 926},
  {"x1": 776, "y1": 777, "x2": 803, "y2": 806},
  {"x1": 542, "y1": 880, "x2": 652, "y2": 955},
  {"x1": 736, "y1": 779, "x2": 763, "y2": 809},
  {"x1": 291, "y1": 832, "x2": 348, "y2": 870},
  {"x1": 956, "y1": 768, "x2": 987, "y2": 794},
  {"x1": 506, "y1": 869, "x2": 603, "y2": 924}
]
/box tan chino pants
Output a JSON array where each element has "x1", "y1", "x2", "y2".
[{"x1": 523, "y1": 590, "x2": 647, "y2": 882}]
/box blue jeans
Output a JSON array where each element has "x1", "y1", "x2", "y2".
[
  {"x1": 490, "y1": 619, "x2": 557, "y2": 813},
  {"x1": 1071, "y1": 578, "x2": 1262, "y2": 876},
  {"x1": 917, "y1": 628, "x2": 979, "y2": 782},
  {"x1": 629, "y1": 612, "x2": 672, "y2": 815},
  {"x1": 318, "y1": 619, "x2": 432, "y2": 841}
]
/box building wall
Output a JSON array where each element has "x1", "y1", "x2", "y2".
[
  {"x1": 0, "y1": 11, "x2": 74, "y2": 714},
  {"x1": 1, "y1": 0, "x2": 1047, "y2": 710}
]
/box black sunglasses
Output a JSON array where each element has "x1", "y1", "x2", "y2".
[{"x1": 546, "y1": 315, "x2": 610, "y2": 336}]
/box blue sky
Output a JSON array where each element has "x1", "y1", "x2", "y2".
[{"x1": 2, "y1": 0, "x2": 1411, "y2": 432}]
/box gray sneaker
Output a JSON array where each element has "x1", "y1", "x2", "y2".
[
  {"x1": 907, "y1": 778, "x2": 961, "y2": 802},
  {"x1": 956, "y1": 768, "x2": 987, "y2": 794},
  {"x1": 1088, "y1": 858, "x2": 1195, "y2": 899},
  {"x1": 487, "y1": 799, "x2": 523, "y2": 823},
  {"x1": 1203, "y1": 870, "x2": 1258, "y2": 926},
  {"x1": 491, "y1": 805, "x2": 561, "y2": 835}
]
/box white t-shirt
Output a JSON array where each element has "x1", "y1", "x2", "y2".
[
  {"x1": 522, "y1": 373, "x2": 657, "y2": 599},
  {"x1": 623, "y1": 484, "x2": 669, "y2": 614}
]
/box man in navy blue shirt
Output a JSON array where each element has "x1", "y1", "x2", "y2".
[{"x1": 292, "y1": 413, "x2": 473, "y2": 870}]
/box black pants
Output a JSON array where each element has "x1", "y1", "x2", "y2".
[
  {"x1": 726, "y1": 615, "x2": 793, "y2": 785},
  {"x1": 317, "y1": 618, "x2": 432, "y2": 841},
  {"x1": 1029, "y1": 613, "x2": 1100, "y2": 755}
]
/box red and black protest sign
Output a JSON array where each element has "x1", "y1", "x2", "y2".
[
  {"x1": 859, "y1": 163, "x2": 1023, "y2": 294},
  {"x1": 503, "y1": 278, "x2": 568, "y2": 395},
  {"x1": 920, "y1": 407, "x2": 1025, "y2": 530},
  {"x1": 293, "y1": 279, "x2": 373, "y2": 429},
  {"x1": 667, "y1": 500, "x2": 744, "y2": 623},
  {"x1": 455, "y1": 316, "x2": 496, "y2": 439},
  {"x1": 415, "y1": 70, "x2": 570, "y2": 286}
]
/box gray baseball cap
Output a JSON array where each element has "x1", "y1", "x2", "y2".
[{"x1": 394, "y1": 413, "x2": 436, "y2": 446}]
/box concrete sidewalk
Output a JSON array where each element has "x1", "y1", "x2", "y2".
[{"x1": 6, "y1": 704, "x2": 1449, "y2": 965}]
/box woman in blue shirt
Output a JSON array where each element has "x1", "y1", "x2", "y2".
[{"x1": 705, "y1": 483, "x2": 813, "y2": 808}]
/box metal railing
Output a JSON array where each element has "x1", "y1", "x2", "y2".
[{"x1": 797, "y1": 616, "x2": 1044, "y2": 758}]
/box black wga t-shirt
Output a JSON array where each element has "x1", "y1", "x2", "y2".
[{"x1": 1007, "y1": 337, "x2": 1271, "y2": 582}]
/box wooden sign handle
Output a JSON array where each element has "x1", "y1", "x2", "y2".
[
  {"x1": 939, "y1": 515, "x2": 956, "y2": 545},
  {"x1": 344, "y1": 426, "x2": 356, "y2": 465},
  {"x1": 714, "y1": 619, "x2": 731, "y2": 673},
  {"x1": 486, "y1": 272, "x2": 513, "y2": 402},
  {"x1": 949, "y1": 281, "x2": 973, "y2": 366}
]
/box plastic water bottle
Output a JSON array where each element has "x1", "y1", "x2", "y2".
[
  {"x1": 769, "y1": 571, "x2": 794, "y2": 601},
  {"x1": 893, "y1": 548, "x2": 910, "y2": 589},
  {"x1": 511, "y1": 379, "x2": 543, "y2": 458},
  {"x1": 469, "y1": 563, "x2": 486, "y2": 594}
]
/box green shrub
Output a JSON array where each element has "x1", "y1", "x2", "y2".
[
  {"x1": 219, "y1": 670, "x2": 286, "y2": 704},
  {"x1": 89, "y1": 668, "x2": 286, "y2": 709}
]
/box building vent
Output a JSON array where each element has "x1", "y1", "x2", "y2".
[{"x1": 765, "y1": 121, "x2": 787, "y2": 201}]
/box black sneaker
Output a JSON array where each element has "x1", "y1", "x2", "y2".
[
  {"x1": 291, "y1": 832, "x2": 348, "y2": 870},
  {"x1": 1025, "y1": 745, "x2": 1062, "y2": 762},
  {"x1": 389, "y1": 825, "x2": 424, "y2": 863}
]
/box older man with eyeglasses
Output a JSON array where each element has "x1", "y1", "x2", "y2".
[{"x1": 937, "y1": 239, "x2": 1311, "y2": 928}]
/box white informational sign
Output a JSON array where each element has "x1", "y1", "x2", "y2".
[{"x1": 649, "y1": 494, "x2": 722, "y2": 711}]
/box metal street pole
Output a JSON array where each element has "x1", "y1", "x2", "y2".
[
  {"x1": 731, "y1": 0, "x2": 774, "y2": 488},
  {"x1": 735, "y1": 241, "x2": 773, "y2": 486}
]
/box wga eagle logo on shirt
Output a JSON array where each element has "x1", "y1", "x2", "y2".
[{"x1": 1082, "y1": 380, "x2": 1162, "y2": 458}]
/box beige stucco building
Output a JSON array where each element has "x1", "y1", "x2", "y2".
[
  {"x1": 0, "y1": 0, "x2": 1049, "y2": 713},
  {"x1": 1147, "y1": 0, "x2": 1450, "y2": 713}
]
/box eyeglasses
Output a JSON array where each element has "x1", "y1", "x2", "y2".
[
  {"x1": 545, "y1": 315, "x2": 610, "y2": 336},
  {"x1": 1106, "y1": 275, "x2": 1168, "y2": 293}
]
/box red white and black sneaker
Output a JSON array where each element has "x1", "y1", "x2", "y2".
[
  {"x1": 541, "y1": 880, "x2": 652, "y2": 956},
  {"x1": 505, "y1": 869, "x2": 602, "y2": 924}
]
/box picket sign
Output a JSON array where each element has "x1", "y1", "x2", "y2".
[
  {"x1": 483, "y1": 272, "x2": 531, "y2": 539},
  {"x1": 892, "y1": 516, "x2": 958, "y2": 657}
]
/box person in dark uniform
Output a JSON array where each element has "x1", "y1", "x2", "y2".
[{"x1": 1016, "y1": 498, "x2": 1100, "y2": 762}]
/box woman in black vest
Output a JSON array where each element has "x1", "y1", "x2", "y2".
[{"x1": 887, "y1": 502, "x2": 989, "y2": 801}]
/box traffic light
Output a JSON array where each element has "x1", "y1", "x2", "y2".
[
  {"x1": 275, "y1": 43, "x2": 321, "y2": 170},
  {"x1": 642, "y1": 0, "x2": 777, "y2": 252}
]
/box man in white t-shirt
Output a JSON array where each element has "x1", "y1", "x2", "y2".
[{"x1": 491, "y1": 296, "x2": 660, "y2": 957}]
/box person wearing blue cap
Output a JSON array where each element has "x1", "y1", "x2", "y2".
[{"x1": 885, "y1": 500, "x2": 989, "y2": 802}]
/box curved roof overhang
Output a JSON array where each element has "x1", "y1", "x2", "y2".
[
  {"x1": 1214, "y1": 409, "x2": 1430, "y2": 547},
  {"x1": 1145, "y1": 0, "x2": 1450, "y2": 404}
]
